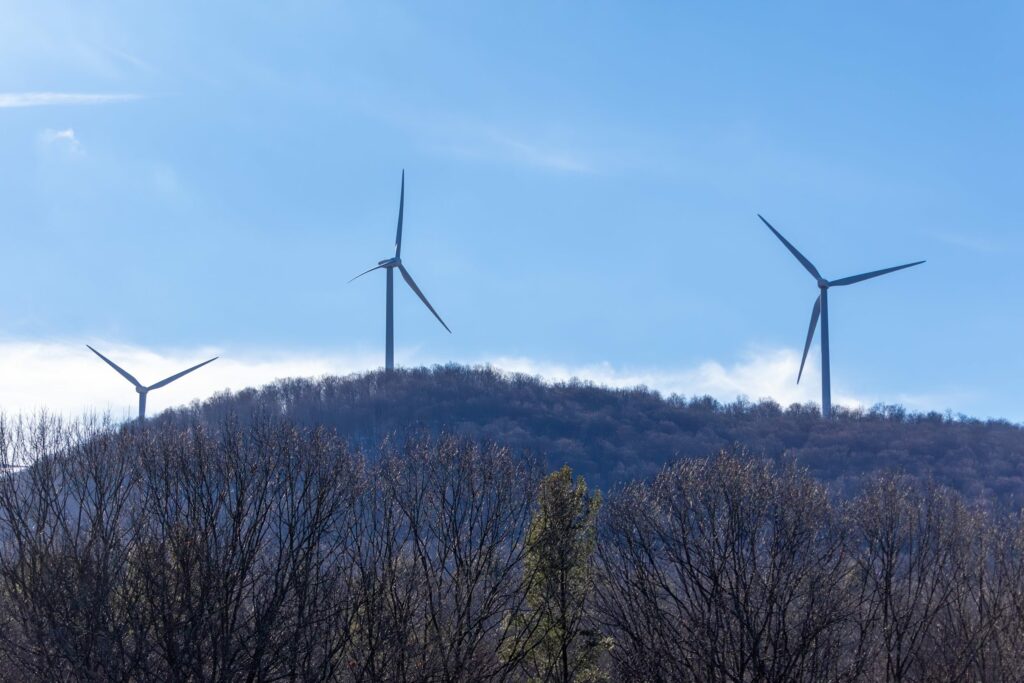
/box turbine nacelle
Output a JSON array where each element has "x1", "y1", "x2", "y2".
[{"x1": 378, "y1": 257, "x2": 402, "y2": 267}]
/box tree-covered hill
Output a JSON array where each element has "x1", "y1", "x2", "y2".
[{"x1": 161, "y1": 364, "x2": 1024, "y2": 505}]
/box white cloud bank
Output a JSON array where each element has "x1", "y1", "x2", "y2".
[
  {"x1": 0, "y1": 92, "x2": 141, "y2": 108},
  {"x1": 0, "y1": 340, "x2": 931, "y2": 422},
  {"x1": 484, "y1": 349, "x2": 865, "y2": 408},
  {"x1": 0, "y1": 341, "x2": 379, "y2": 420}
]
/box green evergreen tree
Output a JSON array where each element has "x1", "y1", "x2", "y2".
[{"x1": 515, "y1": 465, "x2": 609, "y2": 682}]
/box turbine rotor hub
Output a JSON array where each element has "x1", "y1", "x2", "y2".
[
  {"x1": 378, "y1": 257, "x2": 401, "y2": 267},
  {"x1": 818, "y1": 279, "x2": 830, "y2": 289}
]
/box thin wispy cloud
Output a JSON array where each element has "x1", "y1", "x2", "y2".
[
  {"x1": 0, "y1": 92, "x2": 142, "y2": 108},
  {"x1": 935, "y1": 231, "x2": 1004, "y2": 254},
  {"x1": 346, "y1": 91, "x2": 594, "y2": 173},
  {"x1": 40, "y1": 128, "x2": 82, "y2": 153},
  {"x1": 433, "y1": 123, "x2": 595, "y2": 173},
  {"x1": 488, "y1": 132, "x2": 593, "y2": 173}
]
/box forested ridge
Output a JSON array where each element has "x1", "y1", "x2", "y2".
[
  {"x1": 161, "y1": 364, "x2": 1024, "y2": 505},
  {"x1": 3, "y1": 366, "x2": 1024, "y2": 680}
]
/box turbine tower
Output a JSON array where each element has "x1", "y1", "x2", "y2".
[
  {"x1": 759, "y1": 215, "x2": 924, "y2": 418},
  {"x1": 87, "y1": 345, "x2": 218, "y2": 421},
  {"x1": 350, "y1": 170, "x2": 451, "y2": 371}
]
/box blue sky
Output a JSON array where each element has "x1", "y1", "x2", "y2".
[{"x1": 1, "y1": 1, "x2": 1023, "y2": 420}]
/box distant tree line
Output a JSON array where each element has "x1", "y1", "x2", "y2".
[
  {"x1": 160, "y1": 364, "x2": 1024, "y2": 506},
  {"x1": 2, "y1": 414, "x2": 1024, "y2": 681}
]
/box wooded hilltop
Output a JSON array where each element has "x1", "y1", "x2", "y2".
[
  {"x1": 162, "y1": 364, "x2": 1024, "y2": 506},
  {"x1": 1, "y1": 365, "x2": 1023, "y2": 680}
]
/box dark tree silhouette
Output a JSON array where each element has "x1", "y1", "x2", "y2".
[{"x1": 0, "y1": 371, "x2": 1023, "y2": 681}]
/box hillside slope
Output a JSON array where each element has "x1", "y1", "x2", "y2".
[{"x1": 161, "y1": 364, "x2": 1024, "y2": 504}]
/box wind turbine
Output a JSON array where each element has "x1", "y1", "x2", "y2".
[
  {"x1": 87, "y1": 345, "x2": 218, "y2": 421},
  {"x1": 350, "y1": 170, "x2": 451, "y2": 371},
  {"x1": 758, "y1": 215, "x2": 924, "y2": 418}
]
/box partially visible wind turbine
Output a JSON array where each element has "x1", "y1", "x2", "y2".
[
  {"x1": 759, "y1": 215, "x2": 924, "y2": 418},
  {"x1": 350, "y1": 170, "x2": 451, "y2": 371},
  {"x1": 87, "y1": 345, "x2": 218, "y2": 421}
]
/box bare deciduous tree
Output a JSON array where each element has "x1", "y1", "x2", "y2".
[
  {"x1": 596, "y1": 452, "x2": 852, "y2": 683},
  {"x1": 364, "y1": 435, "x2": 541, "y2": 682},
  {"x1": 1, "y1": 414, "x2": 1023, "y2": 682}
]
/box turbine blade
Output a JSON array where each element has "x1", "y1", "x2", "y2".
[
  {"x1": 829, "y1": 260, "x2": 926, "y2": 287},
  {"x1": 395, "y1": 170, "x2": 405, "y2": 258},
  {"x1": 148, "y1": 357, "x2": 218, "y2": 391},
  {"x1": 86, "y1": 345, "x2": 142, "y2": 388},
  {"x1": 758, "y1": 214, "x2": 822, "y2": 281},
  {"x1": 398, "y1": 264, "x2": 451, "y2": 333},
  {"x1": 348, "y1": 264, "x2": 385, "y2": 283},
  {"x1": 797, "y1": 297, "x2": 821, "y2": 384}
]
